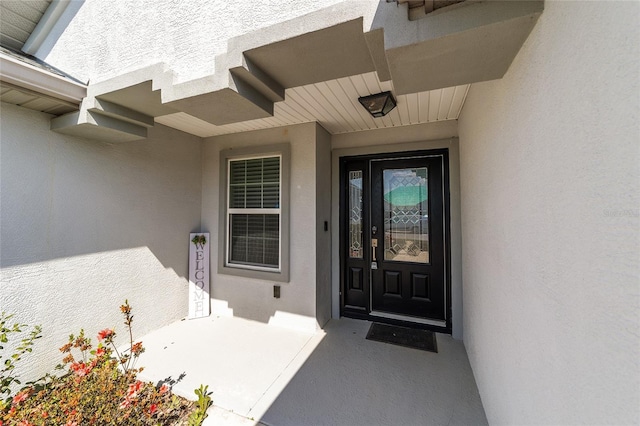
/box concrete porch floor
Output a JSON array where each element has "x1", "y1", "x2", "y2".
[{"x1": 136, "y1": 316, "x2": 487, "y2": 426}]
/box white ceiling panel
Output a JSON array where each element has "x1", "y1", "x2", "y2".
[
  {"x1": 156, "y1": 72, "x2": 469, "y2": 138},
  {"x1": 0, "y1": 0, "x2": 51, "y2": 50},
  {"x1": 0, "y1": 83, "x2": 78, "y2": 116}
]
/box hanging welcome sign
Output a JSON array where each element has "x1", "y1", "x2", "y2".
[{"x1": 188, "y1": 233, "x2": 210, "y2": 319}]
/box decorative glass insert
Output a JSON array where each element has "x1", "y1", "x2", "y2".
[
  {"x1": 383, "y1": 168, "x2": 429, "y2": 263},
  {"x1": 228, "y1": 156, "x2": 281, "y2": 269},
  {"x1": 348, "y1": 170, "x2": 363, "y2": 258}
]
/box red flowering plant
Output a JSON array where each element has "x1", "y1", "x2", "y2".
[{"x1": 1, "y1": 301, "x2": 196, "y2": 425}]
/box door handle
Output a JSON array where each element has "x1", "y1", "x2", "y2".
[
  {"x1": 371, "y1": 239, "x2": 378, "y2": 261},
  {"x1": 371, "y1": 238, "x2": 378, "y2": 270}
]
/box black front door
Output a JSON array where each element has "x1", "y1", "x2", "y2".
[{"x1": 341, "y1": 150, "x2": 450, "y2": 330}]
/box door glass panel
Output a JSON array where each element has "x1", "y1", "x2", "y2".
[
  {"x1": 348, "y1": 171, "x2": 363, "y2": 258},
  {"x1": 383, "y1": 168, "x2": 429, "y2": 263}
]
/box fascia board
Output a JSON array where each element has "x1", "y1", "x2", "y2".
[
  {"x1": 21, "y1": 0, "x2": 77, "y2": 56},
  {"x1": 0, "y1": 52, "x2": 86, "y2": 103}
]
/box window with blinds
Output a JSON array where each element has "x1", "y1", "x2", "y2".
[{"x1": 227, "y1": 156, "x2": 281, "y2": 269}]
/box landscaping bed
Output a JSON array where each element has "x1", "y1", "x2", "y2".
[{"x1": 1, "y1": 302, "x2": 211, "y2": 425}]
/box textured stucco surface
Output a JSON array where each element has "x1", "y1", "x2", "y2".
[
  {"x1": 315, "y1": 124, "x2": 332, "y2": 328},
  {"x1": 41, "y1": 0, "x2": 356, "y2": 84},
  {"x1": 0, "y1": 102, "x2": 202, "y2": 383},
  {"x1": 458, "y1": 1, "x2": 640, "y2": 424},
  {"x1": 201, "y1": 123, "x2": 324, "y2": 332}
]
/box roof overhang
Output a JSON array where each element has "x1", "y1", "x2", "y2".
[
  {"x1": 49, "y1": 0, "x2": 544, "y2": 142},
  {"x1": 0, "y1": 48, "x2": 86, "y2": 116},
  {"x1": 0, "y1": 50, "x2": 86, "y2": 103}
]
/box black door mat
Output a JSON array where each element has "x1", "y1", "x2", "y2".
[{"x1": 366, "y1": 322, "x2": 438, "y2": 353}]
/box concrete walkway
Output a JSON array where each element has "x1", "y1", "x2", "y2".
[{"x1": 136, "y1": 316, "x2": 487, "y2": 426}]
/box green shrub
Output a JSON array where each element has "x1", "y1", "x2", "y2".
[
  {"x1": 1, "y1": 312, "x2": 43, "y2": 409},
  {"x1": 187, "y1": 385, "x2": 212, "y2": 426},
  {"x1": 1, "y1": 301, "x2": 204, "y2": 425}
]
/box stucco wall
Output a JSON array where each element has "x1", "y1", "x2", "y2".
[
  {"x1": 41, "y1": 0, "x2": 359, "y2": 84},
  {"x1": 458, "y1": 2, "x2": 640, "y2": 424},
  {"x1": 0, "y1": 103, "x2": 202, "y2": 383},
  {"x1": 315, "y1": 124, "x2": 332, "y2": 328},
  {"x1": 201, "y1": 123, "x2": 322, "y2": 332}
]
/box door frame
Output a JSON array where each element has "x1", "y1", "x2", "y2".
[{"x1": 339, "y1": 149, "x2": 452, "y2": 334}]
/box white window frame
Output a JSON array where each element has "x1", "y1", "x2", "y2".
[
  {"x1": 218, "y1": 143, "x2": 290, "y2": 283},
  {"x1": 225, "y1": 154, "x2": 282, "y2": 272}
]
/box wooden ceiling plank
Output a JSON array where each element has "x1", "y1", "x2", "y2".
[
  {"x1": 278, "y1": 99, "x2": 310, "y2": 123},
  {"x1": 338, "y1": 76, "x2": 379, "y2": 131},
  {"x1": 325, "y1": 79, "x2": 370, "y2": 131},
  {"x1": 418, "y1": 91, "x2": 430, "y2": 122},
  {"x1": 280, "y1": 93, "x2": 316, "y2": 122},
  {"x1": 451, "y1": 84, "x2": 470, "y2": 118},
  {"x1": 302, "y1": 84, "x2": 348, "y2": 132},
  {"x1": 315, "y1": 81, "x2": 360, "y2": 133},
  {"x1": 407, "y1": 92, "x2": 420, "y2": 124},
  {"x1": 287, "y1": 87, "x2": 333, "y2": 126},
  {"x1": 428, "y1": 89, "x2": 442, "y2": 122},
  {"x1": 262, "y1": 113, "x2": 289, "y2": 128},
  {"x1": 438, "y1": 87, "x2": 456, "y2": 120},
  {"x1": 289, "y1": 87, "x2": 342, "y2": 134},
  {"x1": 273, "y1": 103, "x2": 299, "y2": 125},
  {"x1": 396, "y1": 94, "x2": 411, "y2": 125}
]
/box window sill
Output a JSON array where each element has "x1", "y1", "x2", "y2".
[{"x1": 219, "y1": 263, "x2": 289, "y2": 283}]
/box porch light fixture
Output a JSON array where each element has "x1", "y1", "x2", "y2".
[{"x1": 358, "y1": 91, "x2": 396, "y2": 117}]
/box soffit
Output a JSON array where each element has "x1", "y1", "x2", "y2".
[
  {"x1": 395, "y1": 0, "x2": 467, "y2": 20},
  {"x1": 243, "y1": 18, "x2": 376, "y2": 89},
  {"x1": 166, "y1": 88, "x2": 273, "y2": 126},
  {"x1": 50, "y1": 1, "x2": 539, "y2": 142},
  {"x1": 387, "y1": 9, "x2": 541, "y2": 94},
  {"x1": 0, "y1": 0, "x2": 51, "y2": 51},
  {"x1": 0, "y1": 47, "x2": 85, "y2": 115},
  {"x1": 155, "y1": 72, "x2": 469, "y2": 137},
  {"x1": 0, "y1": 80, "x2": 77, "y2": 115},
  {"x1": 96, "y1": 81, "x2": 177, "y2": 117}
]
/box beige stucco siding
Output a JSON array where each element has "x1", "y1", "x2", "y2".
[
  {"x1": 201, "y1": 122, "x2": 327, "y2": 331},
  {"x1": 40, "y1": 0, "x2": 366, "y2": 85},
  {"x1": 315, "y1": 124, "x2": 332, "y2": 328},
  {"x1": 0, "y1": 102, "x2": 202, "y2": 383},
  {"x1": 458, "y1": 1, "x2": 640, "y2": 424}
]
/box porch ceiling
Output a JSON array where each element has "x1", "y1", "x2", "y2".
[
  {"x1": 155, "y1": 73, "x2": 469, "y2": 137},
  {"x1": 49, "y1": 1, "x2": 542, "y2": 142}
]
